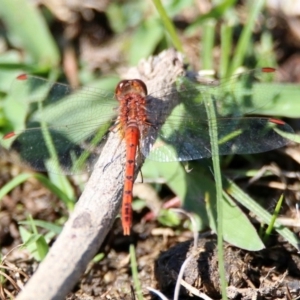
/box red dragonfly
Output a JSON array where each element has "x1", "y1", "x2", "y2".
[{"x1": 0, "y1": 69, "x2": 293, "y2": 235}]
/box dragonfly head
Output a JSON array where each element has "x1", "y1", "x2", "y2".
[{"x1": 115, "y1": 79, "x2": 148, "y2": 100}]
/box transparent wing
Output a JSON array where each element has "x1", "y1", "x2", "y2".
[
  {"x1": 141, "y1": 115, "x2": 292, "y2": 162},
  {"x1": 1, "y1": 75, "x2": 118, "y2": 174},
  {"x1": 1, "y1": 69, "x2": 292, "y2": 172},
  {"x1": 141, "y1": 69, "x2": 292, "y2": 162}
]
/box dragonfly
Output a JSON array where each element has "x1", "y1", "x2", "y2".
[{"x1": 0, "y1": 69, "x2": 294, "y2": 235}]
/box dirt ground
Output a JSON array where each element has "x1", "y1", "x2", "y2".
[
  {"x1": 1, "y1": 158, "x2": 300, "y2": 299},
  {"x1": 1, "y1": 1, "x2": 300, "y2": 299}
]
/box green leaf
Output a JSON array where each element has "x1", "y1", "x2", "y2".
[
  {"x1": 0, "y1": 0, "x2": 60, "y2": 70},
  {"x1": 35, "y1": 235, "x2": 49, "y2": 260},
  {"x1": 157, "y1": 209, "x2": 181, "y2": 227},
  {"x1": 0, "y1": 51, "x2": 29, "y2": 93},
  {"x1": 248, "y1": 83, "x2": 300, "y2": 118},
  {"x1": 226, "y1": 178, "x2": 300, "y2": 250},
  {"x1": 93, "y1": 253, "x2": 105, "y2": 263},
  {"x1": 19, "y1": 226, "x2": 48, "y2": 261},
  {"x1": 222, "y1": 192, "x2": 264, "y2": 250},
  {"x1": 142, "y1": 159, "x2": 187, "y2": 200}
]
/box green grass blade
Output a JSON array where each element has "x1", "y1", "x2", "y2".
[
  {"x1": 257, "y1": 31, "x2": 277, "y2": 67},
  {"x1": 228, "y1": 0, "x2": 265, "y2": 76},
  {"x1": 204, "y1": 92, "x2": 228, "y2": 299},
  {"x1": 33, "y1": 174, "x2": 74, "y2": 210},
  {"x1": 71, "y1": 123, "x2": 111, "y2": 174},
  {"x1": 220, "y1": 23, "x2": 233, "y2": 78},
  {"x1": 0, "y1": 172, "x2": 74, "y2": 210},
  {"x1": 36, "y1": 79, "x2": 75, "y2": 201},
  {"x1": 129, "y1": 244, "x2": 143, "y2": 300},
  {"x1": 263, "y1": 194, "x2": 284, "y2": 243},
  {"x1": 186, "y1": 0, "x2": 238, "y2": 34},
  {"x1": 151, "y1": 0, "x2": 183, "y2": 52},
  {"x1": 202, "y1": 20, "x2": 216, "y2": 70},
  {"x1": 19, "y1": 219, "x2": 62, "y2": 235},
  {"x1": 0, "y1": 173, "x2": 32, "y2": 200},
  {"x1": 273, "y1": 128, "x2": 300, "y2": 144}
]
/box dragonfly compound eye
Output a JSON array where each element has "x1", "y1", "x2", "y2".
[{"x1": 115, "y1": 79, "x2": 148, "y2": 98}]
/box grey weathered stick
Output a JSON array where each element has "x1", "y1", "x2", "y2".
[{"x1": 16, "y1": 49, "x2": 186, "y2": 300}]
